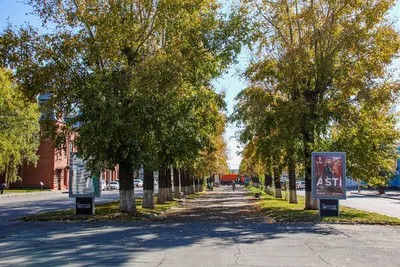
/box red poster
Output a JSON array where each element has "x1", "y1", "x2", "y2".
[{"x1": 313, "y1": 154, "x2": 345, "y2": 198}]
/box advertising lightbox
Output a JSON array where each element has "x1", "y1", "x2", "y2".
[
  {"x1": 312, "y1": 152, "x2": 346, "y2": 199},
  {"x1": 69, "y1": 152, "x2": 101, "y2": 198}
]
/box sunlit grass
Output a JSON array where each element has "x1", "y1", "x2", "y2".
[
  {"x1": 20, "y1": 197, "x2": 178, "y2": 222},
  {"x1": 247, "y1": 186, "x2": 400, "y2": 225},
  {"x1": 2, "y1": 189, "x2": 51, "y2": 193}
]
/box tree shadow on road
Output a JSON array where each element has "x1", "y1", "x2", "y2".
[{"x1": 1, "y1": 220, "x2": 341, "y2": 266}]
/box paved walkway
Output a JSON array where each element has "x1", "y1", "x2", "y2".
[{"x1": 152, "y1": 185, "x2": 265, "y2": 223}]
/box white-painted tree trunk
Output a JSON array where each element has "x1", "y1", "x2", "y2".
[
  {"x1": 306, "y1": 191, "x2": 318, "y2": 209},
  {"x1": 182, "y1": 185, "x2": 187, "y2": 195},
  {"x1": 142, "y1": 190, "x2": 154, "y2": 208},
  {"x1": 265, "y1": 186, "x2": 271, "y2": 195},
  {"x1": 173, "y1": 185, "x2": 180, "y2": 198},
  {"x1": 275, "y1": 188, "x2": 282, "y2": 199},
  {"x1": 199, "y1": 181, "x2": 204, "y2": 192},
  {"x1": 167, "y1": 187, "x2": 174, "y2": 201},
  {"x1": 189, "y1": 180, "x2": 195, "y2": 194},
  {"x1": 289, "y1": 189, "x2": 297, "y2": 204},
  {"x1": 158, "y1": 187, "x2": 168, "y2": 204},
  {"x1": 120, "y1": 189, "x2": 136, "y2": 212}
]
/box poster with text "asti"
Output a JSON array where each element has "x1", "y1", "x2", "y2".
[{"x1": 312, "y1": 152, "x2": 346, "y2": 199}]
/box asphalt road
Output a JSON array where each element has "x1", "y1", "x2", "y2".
[
  {"x1": 0, "y1": 188, "x2": 150, "y2": 221},
  {"x1": 1, "y1": 186, "x2": 399, "y2": 267},
  {"x1": 297, "y1": 190, "x2": 400, "y2": 218}
]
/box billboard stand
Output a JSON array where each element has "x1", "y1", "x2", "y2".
[
  {"x1": 318, "y1": 199, "x2": 340, "y2": 217},
  {"x1": 75, "y1": 197, "x2": 95, "y2": 215},
  {"x1": 312, "y1": 152, "x2": 346, "y2": 218},
  {"x1": 69, "y1": 152, "x2": 101, "y2": 215}
]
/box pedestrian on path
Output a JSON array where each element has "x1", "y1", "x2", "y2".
[
  {"x1": 207, "y1": 182, "x2": 213, "y2": 191},
  {"x1": 0, "y1": 181, "x2": 6, "y2": 194},
  {"x1": 231, "y1": 180, "x2": 236, "y2": 191}
]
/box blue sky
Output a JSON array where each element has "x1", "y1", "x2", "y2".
[{"x1": 1, "y1": 0, "x2": 399, "y2": 170}]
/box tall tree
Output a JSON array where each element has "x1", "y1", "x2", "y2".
[
  {"x1": 241, "y1": 0, "x2": 400, "y2": 209},
  {"x1": 1, "y1": 0, "x2": 247, "y2": 212},
  {"x1": 172, "y1": 167, "x2": 180, "y2": 199},
  {"x1": 142, "y1": 168, "x2": 155, "y2": 209},
  {"x1": 0, "y1": 68, "x2": 40, "y2": 185},
  {"x1": 324, "y1": 107, "x2": 399, "y2": 194}
]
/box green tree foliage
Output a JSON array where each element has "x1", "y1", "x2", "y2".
[
  {"x1": 321, "y1": 107, "x2": 399, "y2": 192},
  {"x1": 0, "y1": 68, "x2": 40, "y2": 185},
  {"x1": 237, "y1": 0, "x2": 400, "y2": 207},
  {"x1": 239, "y1": 139, "x2": 265, "y2": 179},
  {"x1": 0, "y1": 0, "x2": 247, "y2": 211},
  {"x1": 191, "y1": 112, "x2": 229, "y2": 179}
]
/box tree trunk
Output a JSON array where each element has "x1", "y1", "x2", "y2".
[
  {"x1": 191, "y1": 176, "x2": 195, "y2": 194},
  {"x1": 273, "y1": 167, "x2": 282, "y2": 198},
  {"x1": 304, "y1": 156, "x2": 318, "y2": 209},
  {"x1": 377, "y1": 185, "x2": 385, "y2": 194},
  {"x1": 187, "y1": 172, "x2": 193, "y2": 195},
  {"x1": 182, "y1": 168, "x2": 188, "y2": 195},
  {"x1": 264, "y1": 173, "x2": 273, "y2": 194},
  {"x1": 119, "y1": 161, "x2": 135, "y2": 213},
  {"x1": 265, "y1": 158, "x2": 273, "y2": 194},
  {"x1": 199, "y1": 178, "x2": 204, "y2": 192},
  {"x1": 142, "y1": 168, "x2": 154, "y2": 208},
  {"x1": 302, "y1": 133, "x2": 317, "y2": 209},
  {"x1": 166, "y1": 167, "x2": 174, "y2": 201},
  {"x1": 173, "y1": 167, "x2": 180, "y2": 198},
  {"x1": 288, "y1": 153, "x2": 297, "y2": 204},
  {"x1": 157, "y1": 165, "x2": 168, "y2": 204},
  {"x1": 4, "y1": 163, "x2": 8, "y2": 188}
]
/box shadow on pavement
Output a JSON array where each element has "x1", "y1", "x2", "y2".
[
  {"x1": 2, "y1": 221, "x2": 340, "y2": 266},
  {"x1": 0, "y1": 186, "x2": 346, "y2": 266}
]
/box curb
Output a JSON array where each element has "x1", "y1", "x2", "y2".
[
  {"x1": 0, "y1": 191, "x2": 67, "y2": 198},
  {"x1": 350, "y1": 192, "x2": 400, "y2": 201}
]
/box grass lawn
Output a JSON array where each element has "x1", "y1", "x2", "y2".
[
  {"x1": 247, "y1": 186, "x2": 400, "y2": 225},
  {"x1": 2, "y1": 189, "x2": 51, "y2": 193},
  {"x1": 20, "y1": 197, "x2": 178, "y2": 222}
]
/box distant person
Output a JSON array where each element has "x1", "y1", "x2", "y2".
[
  {"x1": 0, "y1": 181, "x2": 6, "y2": 194},
  {"x1": 231, "y1": 180, "x2": 236, "y2": 191},
  {"x1": 207, "y1": 182, "x2": 213, "y2": 191}
]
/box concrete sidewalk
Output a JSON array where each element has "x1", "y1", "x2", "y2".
[
  {"x1": 350, "y1": 190, "x2": 400, "y2": 200},
  {"x1": 1, "y1": 186, "x2": 400, "y2": 267}
]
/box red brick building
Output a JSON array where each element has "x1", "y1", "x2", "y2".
[
  {"x1": 12, "y1": 131, "x2": 119, "y2": 190},
  {"x1": 13, "y1": 138, "x2": 70, "y2": 190}
]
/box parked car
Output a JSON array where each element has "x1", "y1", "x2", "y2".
[
  {"x1": 101, "y1": 180, "x2": 106, "y2": 191},
  {"x1": 108, "y1": 181, "x2": 119, "y2": 190},
  {"x1": 134, "y1": 179, "x2": 143, "y2": 188},
  {"x1": 297, "y1": 181, "x2": 305, "y2": 190}
]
